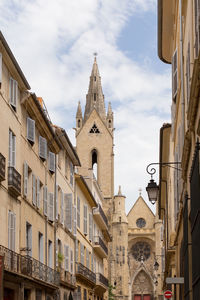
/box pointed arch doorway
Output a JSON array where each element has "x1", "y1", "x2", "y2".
[{"x1": 131, "y1": 270, "x2": 153, "y2": 300}]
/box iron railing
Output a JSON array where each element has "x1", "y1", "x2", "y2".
[
  {"x1": 0, "y1": 245, "x2": 59, "y2": 286},
  {"x1": 98, "y1": 204, "x2": 108, "y2": 227},
  {"x1": 0, "y1": 153, "x2": 5, "y2": 181},
  {"x1": 60, "y1": 268, "x2": 76, "y2": 286},
  {"x1": 93, "y1": 236, "x2": 108, "y2": 255},
  {"x1": 96, "y1": 273, "x2": 109, "y2": 287},
  {"x1": 75, "y1": 262, "x2": 96, "y2": 284},
  {"x1": 8, "y1": 167, "x2": 21, "y2": 196}
]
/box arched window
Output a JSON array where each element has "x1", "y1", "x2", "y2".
[
  {"x1": 92, "y1": 149, "x2": 97, "y2": 179},
  {"x1": 78, "y1": 119, "x2": 81, "y2": 128},
  {"x1": 108, "y1": 119, "x2": 112, "y2": 128}
]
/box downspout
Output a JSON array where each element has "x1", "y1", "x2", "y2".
[{"x1": 179, "y1": 0, "x2": 185, "y2": 151}]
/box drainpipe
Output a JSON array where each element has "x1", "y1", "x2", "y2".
[{"x1": 179, "y1": 0, "x2": 185, "y2": 151}]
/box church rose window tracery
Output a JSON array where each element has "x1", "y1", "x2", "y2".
[
  {"x1": 131, "y1": 242, "x2": 151, "y2": 261},
  {"x1": 136, "y1": 218, "x2": 146, "y2": 228}
]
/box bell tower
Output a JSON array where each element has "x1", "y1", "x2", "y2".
[{"x1": 75, "y1": 56, "x2": 114, "y2": 214}]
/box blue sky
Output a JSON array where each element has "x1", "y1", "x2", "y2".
[{"x1": 0, "y1": 0, "x2": 171, "y2": 213}]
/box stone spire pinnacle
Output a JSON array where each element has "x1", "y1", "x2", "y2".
[
  {"x1": 76, "y1": 101, "x2": 82, "y2": 118},
  {"x1": 107, "y1": 102, "x2": 113, "y2": 116},
  {"x1": 84, "y1": 57, "x2": 106, "y2": 123}
]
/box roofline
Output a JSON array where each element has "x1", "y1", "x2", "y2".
[
  {"x1": 157, "y1": 0, "x2": 171, "y2": 64},
  {"x1": 0, "y1": 31, "x2": 31, "y2": 89},
  {"x1": 60, "y1": 128, "x2": 81, "y2": 166},
  {"x1": 75, "y1": 174, "x2": 98, "y2": 207},
  {"x1": 127, "y1": 196, "x2": 155, "y2": 217}
]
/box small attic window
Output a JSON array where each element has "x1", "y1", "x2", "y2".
[{"x1": 90, "y1": 123, "x2": 100, "y2": 133}]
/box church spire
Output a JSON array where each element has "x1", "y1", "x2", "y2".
[
  {"x1": 76, "y1": 101, "x2": 83, "y2": 131},
  {"x1": 84, "y1": 56, "x2": 106, "y2": 123}
]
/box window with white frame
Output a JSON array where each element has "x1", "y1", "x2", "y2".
[
  {"x1": 8, "y1": 210, "x2": 16, "y2": 251},
  {"x1": 64, "y1": 244, "x2": 69, "y2": 271},
  {"x1": 38, "y1": 232, "x2": 43, "y2": 263},
  {"x1": 9, "y1": 77, "x2": 18, "y2": 110},
  {"x1": 27, "y1": 117, "x2": 35, "y2": 144},
  {"x1": 39, "y1": 136, "x2": 47, "y2": 161},
  {"x1": 48, "y1": 240, "x2": 53, "y2": 268},
  {"x1": 9, "y1": 130, "x2": 16, "y2": 167}
]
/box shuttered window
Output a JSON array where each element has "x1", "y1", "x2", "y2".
[
  {"x1": 172, "y1": 49, "x2": 178, "y2": 101},
  {"x1": 48, "y1": 240, "x2": 53, "y2": 268},
  {"x1": 26, "y1": 222, "x2": 32, "y2": 256},
  {"x1": 32, "y1": 174, "x2": 36, "y2": 206},
  {"x1": 70, "y1": 161, "x2": 74, "y2": 186},
  {"x1": 70, "y1": 249, "x2": 73, "y2": 273},
  {"x1": 89, "y1": 213, "x2": 93, "y2": 241},
  {"x1": 84, "y1": 205, "x2": 88, "y2": 235},
  {"x1": 55, "y1": 185, "x2": 58, "y2": 220},
  {"x1": 9, "y1": 130, "x2": 16, "y2": 167},
  {"x1": 39, "y1": 136, "x2": 47, "y2": 160},
  {"x1": 186, "y1": 43, "x2": 190, "y2": 103},
  {"x1": 64, "y1": 193, "x2": 72, "y2": 231},
  {"x1": 60, "y1": 190, "x2": 64, "y2": 225},
  {"x1": 74, "y1": 205, "x2": 77, "y2": 236},
  {"x1": 9, "y1": 77, "x2": 18, "y2": 109},
  {"x1": 160, "y1": 225, "x2": 164, "y2": 241},
  {"x1": 75, "y1": 240, "x2": 78, "y2": 262},
  {"x1": 27, "y1": 117, "x2": 35, "y2": 144},
  {"x1": 48, "y1": 192, "x2": 54, "y2": 222},
  {"x1": 36, "y1": 178, "x2": 40, "y2": 208},
  {"x1": 8, "y1": 210, "x2": 16, "y2": 251},
  {"x1": 80, "y1": 244, "x2": 84, "y2": 265},
  {"x1": 43, "y1": 186, "x2": 48, "y2": 216},
  {"x1": 24, "y1": 161, "x2": 28, "y2": 197},
  {"x1": 0, "y1": 53, "x2": 2, "y2": 87},
  {"x1": 86, "y1": 249, "x2": 89, "y2": 269},
  {"x1": 56, "y1": 238, "x2": 58, "y2": 267},
  {"x1": 91, "y1": 253, "x2": 93, "y2": 271},
  {"x1": 77, "y1": 197, "x2": 80, "y2": 228},
  {"x1": 38, "y1": 232, "x2": 43, "y2": 263},
  {"x1": 49, "y1": 152, "x2": 55, "y2": 173},
  {"x1": 94, "y1": 256, "x2": 96, "y2": 273},
  {"x1": 64, "y1": 244, "x2": 69, "y2": 271}
]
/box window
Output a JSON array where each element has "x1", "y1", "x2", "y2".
[
  {"x1": 131, "y1": 242, "x2": 151, "y2": 261},
  {"x1": 27, "y1": 117, "x2": 35, "y2": 144},
  {"x1": 89, "y1": 213, "x2": 93, "y2": 241},
  {"x1": 48, "y1": 240, "x2": 52, "y2": 268},
  {"x1": 55, "y1": 185, "x2": 58, "y2": 221},
  {"x1": 48, "y1": 192, "x2": 54, "y2": 222},
  {"x1": 36, "y1": 289, "x2": 42, "y2": 300},
  {"x1": 9, "y1": 77, "x2": 18, "y2": 110},
  {"x1": 39, "y1": 136, "x2": 47, "y2": 160},
  {"x1": 78, "y1": 119, "x2": 81, "y2": 128},
  {"x1": 24, "y1": 162, "x2": 28, "y2": 197},
  {"x1": 94, "y1": 93, "x2": 96, "y2": 101},
  {"x1": 70, "y1": 161, "x2": 74, "y2": 186},
  {"x1": 70, "y1": 249, "x2": 73, "y2": 273},
  {"x1": 80, "y1": 243, "x2": 84, "y2": 265},
  {"x1": 74, "y1": 205, "x2": 77, "y2": 236},
  {"x1": 60, "y1": 190, "x2": 64, "y2": 225},
  {"x1": 26, "y1": 222, "x2": 32, "y2": 256},
  {"x1": 32, "y1": 174, "x2": 36, "y2": 206},
  {"x1": 43, "y1": 186, "x2": 48, "y2": 216},
  {"x1": 8, "y1": 210, "x2": 16, "y2": 251},
  {"x1": 84, "y1": 204, "x2": 88, "y2": 235},
  {"x1": 86, "y1": 249, "x2": 89, "y2": 268},
  {"x1": 49, "y1": 151, "x2": 55, "y2": 173},
  {"x1": 9, "y1": 130, "x2": 16, "y2": 167},
  {"x1": 38, "y1": 232, "x2": 43, "y2": 263},
  {"x1": 77, "y1": 197, "x2": 80, "y2": 228},
  {"x1": 64, "y1": 244, "x2": 69, "y2": 271},
  {"x1": 90, "y1": 123, "x2": 100, "y2": 133},
  {"x1": 64, "y1": 193, "x2": 72, "y2": 231},
  {"x1": 84, "y1": 289, "x2": 87, "y2": 300},
  {"x1": 65, "y1": 155, "x2": 68, "y2": 177},
  {"x1": 136, "y1": 218, "x2": 146, "y2": 228}
]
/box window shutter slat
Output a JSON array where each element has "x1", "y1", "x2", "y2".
[
  {"x1": 48, "y1": 192, "x2": 54, "y2": 222},
  {"x1": 81, "y1": 244, "x2": 84, "y2": 265},
  {"x1": 64, "y1": 193, "x2": 72, "y2": 231},
  {"x1": 27, "y1": 117, "x2": 35, "y2": 143},
  {"x1": 36, "y1": 178, "x2": 40, "y2": 208},
  {"x1": 39, "y1": 136, "x2": 47, "y2": 160},
  {"x1": 60, "y1": 190, "x2": 64, "y2": 225},
  {"x1": 24, "y1": 162, "x2": 28, "y2": 197},
  {"x1": 32, "y1": 174, "x2": 36, "y2": 205},
  {"x1": 12, "y1": 135, "x2": 16, "y2": 168},
  {"x1": 9, "y1": 130, "x2": 12, "y2": 167},
  {"x1": 49, "y1": 152, "x2": 55, "y2": 173},
  {"x1": 89, "y1": 213, "x2": 93, "y2": 241},
  {"x1": 55, "y1": 185, "x2": 58, "y2": 220},
  {"x1": 84, "y1": 205, "x2": 88, "y2": 235},
  {"x1": 75, "y1": 240, "x2": 78, "y2": 263},
  {"x1": 64, "y1": 245, "x2": 69, "y2": 271},
  {"x1": 43, "y1": 186, "x2": 48, "y2": 216},
  {"x1": 70, "y1": 249, "x2": 73, "y2": 273},
  {"x1": 74, "y1": 205, "x2": 77, "y2": 236}
]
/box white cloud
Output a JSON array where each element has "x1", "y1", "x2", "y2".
[{"x1": 0, "y1": 0, "x2": 170, "y2": 212}]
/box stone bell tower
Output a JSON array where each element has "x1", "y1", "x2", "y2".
[{"x1": 75, "y1": 56, "x2": 114, "y2": 215}]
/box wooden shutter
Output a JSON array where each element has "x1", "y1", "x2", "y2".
[
  {"x1": 89, "y1": 213, "x2": 93, "y2": 241},
  {"x1": 12, "y1": 134, "x2": 16, "y2": 168},
  {"x1": 77, "y1": 197, "x2": 80, "y2": 228},
  {"x1": 0, "y1": 53, "x2": 2, "y2": 87},
  {"x1": 80, "y1": 244, "x2": 84, "y2": 265},
  {"x1": 70, "y1": 162, "x2": 74, "y2": 185},
  {"x1": 39, "y1": 136, "x2": 47, "y2": 160},
  {"x1": 75, "y1": 240, "x2": 78, "y2": 263},
  {"x1": 43, "y1": 186, "x2": 48, "y2": 216},
  {"x1": 64, "y1": 245, "x2": 69, "y2": 271},
  {"x1": 94, "y1": 256, "x2": 96, "y2": 273},
  {"x1": 84, "y1": 205, "x2": 88, "y2": 235},
  {"x1": 56, "y1": 238, "x2": 58, "y2": 267},
  {"x1": 8, "y1": 130, "x2": 12, "y2": 167},
  {"x1": 74, "y1": 205, "x2": 77, "y2": 236},
  {"x1": 32, "y1": 174, "x2": 36, "y2": 206},
  {"x1": 36, "y1": 178, "x2": 40, "y2": 208},
  {"x1": 64, "y1": 193, "x2": 72, "y2": 231},
  {"x1": 8, "y1": 210, "x2": 11, "y2": 249},
  {"x1": 9, "y1": 77, "x2": 17, "y2": 108},
  {"x1": 60, "y1": 190, "x2": 64, "y2": 225},
  {"x1": 24, "y1": 161, "x2": 28, "y2": 197},
  {"x1": 8, "y1": 211, "x2": 16, "y2": 251},
  {"x1": 48, "y1": 192, "x2": 54, "y2": 222},
  {"x1": 55, "y1": 185, "x2": 58, "y2": 220},
  {"x1": 86, "y1": 249, "x2": 89, "y2": 268},
  {"x1": 49, "y1": 152, "x2": 55, "y2": 173},
  {"x1": 9, "y1": 131, "x2": 16, "y2": 167},
  {"x1": 70, "y1": 249, "x2": 73, "y2": 273},
  {"x1": 27, "y1": 117, "x2": 35, "y2": 144},
  {"x1": 172, "y1": 49, "x2": 178, "y2": 100},
  {"x1": 91, "y1": 253, "x2": 93, "y2": 271}
]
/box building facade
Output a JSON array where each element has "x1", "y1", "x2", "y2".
[{"x1": 158, "y1": 0, "x2": 200, "y2": 299}]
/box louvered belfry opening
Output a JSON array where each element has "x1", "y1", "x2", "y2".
[{"x1": 190, "y1": 142, "x2": 200, "y2": 299}]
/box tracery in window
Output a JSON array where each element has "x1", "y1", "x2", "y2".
[
  {"x1": 131, "y1": 242, "x2": 151, "y2": 261},
  {"x1": 136, "y1": 218, "x2": 146, "y2": 228},
  {"x1": 89, "y1": 124, "x2": 100, "y2": 133}
]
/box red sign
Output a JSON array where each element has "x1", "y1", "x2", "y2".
[{"x1": 164, "y1": 290, "x2": 172, "y2": 299}]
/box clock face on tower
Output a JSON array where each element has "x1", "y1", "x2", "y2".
[{"x1": 131, "y1": 242, "x2": 151, "y2": 261}]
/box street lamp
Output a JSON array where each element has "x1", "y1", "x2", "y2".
[{"x1": 146, "y1": 162, "x2": 181, "y2": 204}]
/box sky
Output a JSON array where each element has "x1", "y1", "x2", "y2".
[{"x1": 0, "y1": 0, "x2": 171, "y2": 213}]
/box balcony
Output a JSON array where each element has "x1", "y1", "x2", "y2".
[
  {"x1": 60, "y1": 268, "x2": 76, "y2": 288},
  {"x1": 0, "y1": 245, "x2": 59, "y2": 287},
  {"x1": 75, "y1": 262, "x2": 96, "y2": 286},
  {"x1": 93, "y1": 204, "x2": 108, "y2": 230},
  {"x1": 93, "y1": 236, "x2": 108, "y2": 258},
  {"x1": 8, "y1": 167, "x2": 21, "y2": 197},
  {"x1": 0, "y1": 153, "x2": 5, "y2": 181},
  {"x1": 96, "y1": 273, "x2": 109, "y2": 293}
]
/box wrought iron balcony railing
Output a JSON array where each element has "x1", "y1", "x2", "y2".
[
  {"x1": 96, "y1": 273, "x2": 109, "y2": 288},
  {"x1": 8, "y1": 167, "x2": 21, "y2": 197},
  {"x1": 75, "y1": 262, "x2": 96, "y2": 284},
  {"x1": 0, "y1": 153, "x2": 5, "y2": 181},
  {"x1": 93, "y1": 204, "x2": 108, "y2": 228},
  {"x1": 0, "y1": 245, "x2": 59, "y2": 286},
  {"x1": 93, "y1": 236, "x2": 108, "y2": 256},
  {"x1": 60, "y1": 268, "x2": 76, "y2": 286}
]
